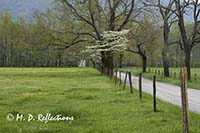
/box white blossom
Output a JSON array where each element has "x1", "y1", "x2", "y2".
[{"x1": 84, "y1": 30, "x2": 129, "y2": 62}]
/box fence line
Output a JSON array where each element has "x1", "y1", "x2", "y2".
[
  {"x1": 148, "y1": 68, "x2": 198, "y2": 80},
  {"x1": 100, "y1": 67, "x2": 191, "y2": 132}
]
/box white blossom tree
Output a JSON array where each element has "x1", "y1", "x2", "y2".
[{"x1": 85, "y1": 30, "x2": 129, "y2": 74}]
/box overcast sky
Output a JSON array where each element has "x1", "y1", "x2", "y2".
[
  {"x1": 0, "y1": 0, "x2": 53, "y2": 19},
  {"x1": 0, "y1": 0, "x2": 195, "y2": 22}
]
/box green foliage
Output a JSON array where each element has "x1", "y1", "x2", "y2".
[
  {"x1": 125, "y1": 19, "x2": 162, "y2": 67},
  {"x1": 1, "y1": 0, "x2": 200, "y2": 68},
  {"x1": 0, "y1": 10, "x2": 84, "y2": 67}
]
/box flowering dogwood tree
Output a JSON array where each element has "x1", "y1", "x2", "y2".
[{"x1": 85, "y1": 30, "x2": 129, "y2": 67}]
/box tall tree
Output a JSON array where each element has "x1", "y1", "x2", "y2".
[
  {"x1": 173, "y1": 0, "x2": 200, "y2": 80},
  {"x1": 128, "y1": 19, "x2": 161, "y2": 72},
  {"x1": 56, "y1": 0, "x2": 136, "y2": 74},
  {"x1": 143, "y1": 0, "x2": 177, "y2": 77},
  {"x1": 85, "y1": 30, "x2": 129, "y2": 73}
]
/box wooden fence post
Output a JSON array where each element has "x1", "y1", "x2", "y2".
[
  {"x1": 139, "y1": 73, "x2": 142, "y2": 99},
  {"x1": 128, "y1": 72, "x2": 133, "y2": 94},
  {"x1": 180, "y1": 67, "x2": 189, "y2": 133},
  {"x1": 123, "y1": 72, "x2": 128, "y2": 90},
  {"x1": 153, "y1": 75, "x2": 157, "y2": 112},
  {"x1": 115, "y1": 70, "x2": 117, "y2": 85},
  {"x1": 119, "y1": 71, "x2": 122, "y2": 86}
]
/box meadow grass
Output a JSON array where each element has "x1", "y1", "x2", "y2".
[
  {"x1": 121, "y1": 67, "x2": 200, "y2": 90},
  {"x1": 0, "y1": 68, "x2": 200, "y2": 132}
]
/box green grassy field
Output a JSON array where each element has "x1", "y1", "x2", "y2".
[
  {"x1": 121, "y1": 67, "x2": 200, "y2": 90},
  {"x1": 0, "y1": 68, "x2": 200, "y2": 132}
]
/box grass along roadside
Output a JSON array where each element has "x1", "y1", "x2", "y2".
[
  {"x1": 0, "y1": 68, "x2": 200, "y2": 132},
  {"x1": 120, "y1": 67, "x2": 200, "y2": 90}
]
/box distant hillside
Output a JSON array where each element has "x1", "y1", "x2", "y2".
[{"x1": 0, "y1": 0, "x2": 53, "y2": 19}]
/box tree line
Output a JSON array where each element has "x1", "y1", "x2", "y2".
[{"x1": 1, "y1": 0, "x2": 200, "y2": 80}]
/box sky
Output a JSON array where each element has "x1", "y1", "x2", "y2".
[
  {"x1": 0, "y1": 0, "x2": 195, "y2": 21},
  {"x1": 0, "y1": 0, "x2": 53, "y2": 19}
]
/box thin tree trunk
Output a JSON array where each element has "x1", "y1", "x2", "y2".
[
  {"x1": 175, "y1": 44, "x2": 179, "y2": 67},
  {"x1": 177, "y1": 11, "x2": 191, "y2": 80},
  {"x1": 106, "y1": 52, "x2": 114, "y2": 76},
  {"x1": 185, "y1": 50, "x2": 191, "y2": 81},
  {"x1": 91, "y1": 60, "x2": 96, "y2": 68},
  {"x1": 162, "y1": 20, "x2": 170, "y2": 77},
  {"x1": 162, "y1": 49, "x2": 170, "y2": 77},
  {"x1": 142, "y1": 54, "x2": 147, "y2": 72},
  {"x1": 101, "y1": 52, "x2": 106, "y2": 74},
  {"x1": 2, "y1": 46, "x2": 7, "y2": 66},
  {"x1": 119, "y1": 54, "x2": 123, "y2": 68}
]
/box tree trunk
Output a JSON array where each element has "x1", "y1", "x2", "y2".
[
  {"x1": 185, "y1": 50, "x2": 191, "y2": 81},
  {"x1": 101, "y1": 52, "x2": 106, "y2": 74},
  {"x1": 106, "y1": 52, "x2": 114, "y2": 76},
  {"x1": 100, "y1": 52, "x2": 114, "y2": 76},
  {"x1": 175, "y1": 44, "x2": 179, "y2": 67},
  {"x1": 162, "y1": 20, "x2": 170, "y2": 77},
  {"x1": 1, "y1": 47, "x2": 7, "y2": 66},
  {"x1": 177, "y1": 10, "x2": 191, "y2": 81},
  {"x1": 141, "y1": 54, "x2": 147, "y2": 72},
  {"x1": 91, "y1": 60, "x2": 96, "y2": 68},
  {"x1": 119, "y1": 54, "x2": 123, "y2": 68},
  {"x1": 162, "y1": 49, "x2": 170, "y2": 77}
]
